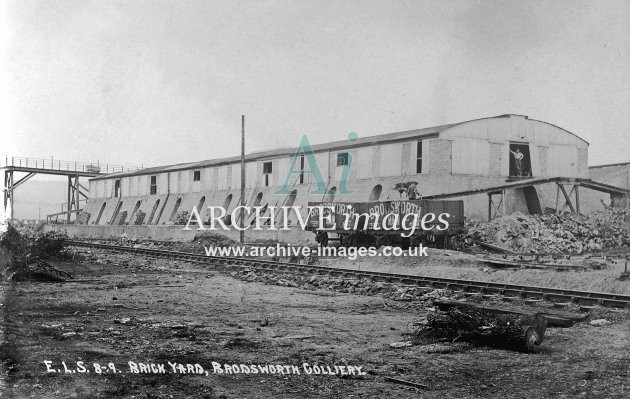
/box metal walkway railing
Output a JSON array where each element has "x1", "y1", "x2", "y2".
[{"x1": 1, "y1": 156, "x2": 143, "y2": 174}]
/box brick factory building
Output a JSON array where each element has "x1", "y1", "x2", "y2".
[{"x1": 75, "y1": 114, "x2": 602, "y2": 241}]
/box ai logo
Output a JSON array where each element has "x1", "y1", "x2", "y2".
[{"x1": 276, "y1": 132, "x2": 358, "y2": 196}]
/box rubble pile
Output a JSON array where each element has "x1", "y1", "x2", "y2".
[
  {"x1": 6, "y1": 257, "x2": 73, "y2": 282},
  {"x1": 465, "y1": 209, "x2": 630, "y2": 253},
  {"x1": 232, "y1": 269, "x2": 448, "y2": 302},
  {"x1": 191, "y1": 231, "x2": 238, "y2": 247}
]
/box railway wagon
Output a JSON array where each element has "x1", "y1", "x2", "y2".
[{"x1": 306, "y1": 199, "x2": 464, "y2": 248}]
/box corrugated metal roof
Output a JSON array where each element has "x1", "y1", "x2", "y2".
[
  {"x1": 91, "y1": 121, "x2": 455, "y2": 180},
  {"x1": 92, "y1": 113, "x2": 587, "y2": 181}
]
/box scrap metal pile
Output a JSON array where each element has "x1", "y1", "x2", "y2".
[{"x1": 465, "y1": 209, "x2": 630, "y2": 254}]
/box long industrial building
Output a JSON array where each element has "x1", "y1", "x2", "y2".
[{"x1": 78, "y1": 114, "x2": 612, "y2": 239}]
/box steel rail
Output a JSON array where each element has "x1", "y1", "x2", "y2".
[
  {"x1": 483, "y1": 251, "x2": 630, "y2": 261},
  {"x1": 473, "y1": 239, "x2": 630, "y2": 259},
  {"x1": 68, "y1": 240, "x2": 630, "y2": 309}
]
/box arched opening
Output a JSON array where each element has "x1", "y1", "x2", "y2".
[
  {"x1": 196, "y1": 196, "x2": 206, "y2": 222},
  {"x1": 117, "y1": 211, "x2": 128, "y2": 225},
  {"x1": 130, "y1": 200, "x2": 142, "y2": 224},
  {"x1": 147, "y1": 199, "x2": 160, "y2": 225},
  {"x1": 223, "y1": 194, "x2": 234, "y2": 225},
  {"x1": 323, "y1": 186, "x2": 336, "y2": 202},
  {"x1": 253, "y1": 192, "x2": 263, "y2": 207},
  {"x1": 95, "y1": 202, "x2": 106, "y2": 225},
  {"x1": 369, "y1": 184, "x2": 382, "y2": 201},
  {"x1": 282, "y1": 189, "x2": 299, "y2": 226},
  {"x1": 197, "y1": 196, "x2": 206, "y2": 211},
  {"x1": 255, "y1": 203, "x2": 269, "y2": 226},
  {"x1": 247, "y1": 193, "x2": 265, "y2": 226},
  {"x1": 169, "y1": 198, "x2": 182, "y2": 221},
  {"x1": 286, "y1": 189, "x2": 298, "y2": 207},
  {"x1": 110, "y1": 202, "x2": 123, "y2": 225},
  {"x1": 223, "y1": 194, "x2": 233, "y2": 210}
]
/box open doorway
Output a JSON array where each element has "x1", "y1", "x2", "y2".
[{"x1": 509, "y1": 143, "x2": 532, "y2": 178}]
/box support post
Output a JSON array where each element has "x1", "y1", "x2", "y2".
[
  {"x1": 67, "y1": 176, "x2": 72, "y2": 223},
  {"x1": 575, "y1": 185, "x2": 580, "y2": 214},
  {"x1": 3, "y1": 171, "x2": 8, "y2": 219},
  {"x1": 558, "y1": 184, "x2": 575, "y2": 213},
  {"x1": 488, "y1": 193, "x2": 492, "y2": 221},
  {"x1": 555, "y1": 184, "x2": 560, "y2": 214},
  {"x1": 240, "y1": 115, "x2": 245, "y2": 244},
  {"x1": 4, "y1": 170, "x2": 14, "y2": 221},
  {"x1": 10, "y1": 171, "x2": 13, "y2": 221}
]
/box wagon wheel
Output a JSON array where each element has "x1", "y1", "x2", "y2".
[
  {"x1": 523, "y1": 327, "x2": 541, "y2": 353},
  {"x1": 317, "y1": 232, "x2": 329, "y2": 248}
]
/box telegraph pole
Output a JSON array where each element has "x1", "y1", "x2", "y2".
[{"x1": 240, "y1": 115, "x2": 246, "y2": 243}]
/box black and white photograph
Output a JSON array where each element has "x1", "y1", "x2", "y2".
[{"x1": 1, "y1": 1, "x2": 629, "y2": 398}]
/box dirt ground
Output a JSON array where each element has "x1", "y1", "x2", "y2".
[
  {"x1": 323, "y1": 248, "x2": 630, "y2": 294},
  {"x1": 1, "y1": 249, "x2": 629, "y2": 398}
]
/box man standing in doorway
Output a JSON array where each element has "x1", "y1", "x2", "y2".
[{"x1": 510, "y1": 148, "x2": 525, "y2": 177}]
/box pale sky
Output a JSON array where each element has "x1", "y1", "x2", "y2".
[{"x1": 1, "y1": 0, "x2": 629, "y2": 174}]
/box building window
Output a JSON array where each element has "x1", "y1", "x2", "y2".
[
  {"x1": 263, "y1": 162, "x2": 273, "y2": 187},
  {"x1": 114, "y1": 180, "x2": 121, "y2": 197},
  {"x1": 299, "y1": 155, "x2": 305, "y2": 184},
  {"x1": 150, "y1": 176, "x2": 157, "y2": 195},
  {"x1": 337, "y1": 153, "x2": 349, "y2": 166},
  {"x1": 193, "y1": 170, "x2": 201, "y2": 181},
  {"x1": 416, "y1": 141, "x2": 423, "y2": 174}
]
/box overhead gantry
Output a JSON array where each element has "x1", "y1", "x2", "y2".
[{"x1": 1, "y1": 156, "x2": 142, "y2": 222}]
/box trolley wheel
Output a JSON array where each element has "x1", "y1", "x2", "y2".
[
  {"x1": 315, "y1": 232, "x2": 329, "y2": 247},
  {"x1": 320, "y1": 233, "x2": 329, "y2": 247},
  {"x1": 523, "y1": 327, "x2": 542, "y2": 353}
]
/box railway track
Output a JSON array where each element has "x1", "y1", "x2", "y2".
[
  {"x1": 474, "y1": 241, "x2": 630, "y2": 261},
  {"x1": 68, "y1": 240, "x2": 630, "y2": 309}
]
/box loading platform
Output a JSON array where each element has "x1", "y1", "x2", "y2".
[{"x1": 422, "y1": 177, "x2": 630, "y2": 220}]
